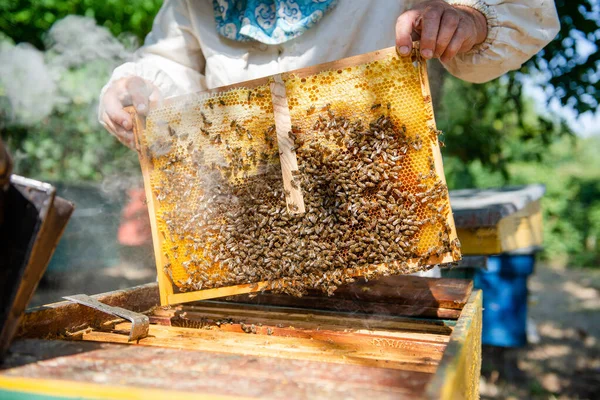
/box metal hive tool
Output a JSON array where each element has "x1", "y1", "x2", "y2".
[{"x1": 131, "y1": 46, "x2": 462, "y2": 305}]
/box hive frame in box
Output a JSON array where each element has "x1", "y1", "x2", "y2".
[{"x1": 130, "y1": 46, "x2": 461, "y2": 306}]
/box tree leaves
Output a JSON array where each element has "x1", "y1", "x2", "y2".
[
  {"x1": 529, "y1": 0, "x2": 600, "y2": 114},
  {"x1": 0, "y1": 0, "x2": 162, "y2": 49}
]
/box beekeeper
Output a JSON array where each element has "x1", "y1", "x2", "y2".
[{"x1": 99, "y1": 0, "x2": 560, "y2": 148}]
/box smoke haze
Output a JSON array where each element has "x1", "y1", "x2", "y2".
[{"x1": 0, "y1": 15, "x2": 134, "y2": 128}]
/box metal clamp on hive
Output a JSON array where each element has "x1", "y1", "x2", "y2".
[{"x1": 130, "y1": 46, "x2": 462, "y2": 305}]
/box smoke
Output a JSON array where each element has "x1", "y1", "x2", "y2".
[
  {"x1": 0, "y1": 15, "x2": 135, "y2": 128},
  {"x1": 45, "y1": 15, "x2": 132, "y2": 68},
  {"x1": 100, "y1": 173, "x2": 144, "y2": 201},
  {"x1": 0, "y1": 43, "x2": 56, "y2": 125}
]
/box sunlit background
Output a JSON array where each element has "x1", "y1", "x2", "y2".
[{"x1": 1, "y1": 1, "x2": 599, "y2": 399}]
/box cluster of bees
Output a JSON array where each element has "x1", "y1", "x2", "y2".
[{"x1": 155, "y1": 102, "x2": 457, "y2": 297}]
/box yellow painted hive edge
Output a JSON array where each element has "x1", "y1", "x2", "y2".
[{"x1": 0, "y1": 375, "x2": 249, "y2": 400}]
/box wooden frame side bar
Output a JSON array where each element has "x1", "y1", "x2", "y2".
[{"x1": 425, "y1": 289, "x2": 482, "y2": 400}]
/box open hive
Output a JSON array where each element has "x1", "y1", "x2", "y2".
[{"x1": 132, "y1": 47, "x2": 461, "y2": 305}]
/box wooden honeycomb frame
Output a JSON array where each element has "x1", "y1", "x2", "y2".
[{"x1": 131, "y1": 46, "x2": 461, "y2": 306}]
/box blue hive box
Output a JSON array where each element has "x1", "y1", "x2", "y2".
[{"x1": 475, "y1": 254, "x2": 535, "y2": 347}]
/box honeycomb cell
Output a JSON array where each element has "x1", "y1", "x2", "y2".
[{"x1": 139, "y1": 49, "x2": 459, "y2": 299}]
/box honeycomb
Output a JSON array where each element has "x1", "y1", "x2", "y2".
[{"x1": 138, "y1": 47, "x2": 461, "y2": 301}]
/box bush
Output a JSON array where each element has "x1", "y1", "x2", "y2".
[
  {"x1": 0, "y1": 0, "x2": 162, "y2": 49},
  {"x1": 1, "y1": 16, "x2": 139, "y2": 182},
  {"x1": 443, "y1": 135, "x2": 600, "y2": 267},
  {"x1": 438, "y1": 75, "x2": 599, "y2": 267}
]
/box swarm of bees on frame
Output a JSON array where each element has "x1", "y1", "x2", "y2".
[{"x1": 145, "y1": 55, "x2": 460, "y2": 297}]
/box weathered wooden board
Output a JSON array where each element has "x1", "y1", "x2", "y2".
[
  {"x1": 16, "y1": 283, "x2": 158, "y2": 340},
  {"x1": 78, "y1": 321, "x2": 448, "y2": 373},
  {"x1": 4, "y1": 277, "x2": 481, "y2": 399},
  {"x1": 0, "y1": 339, "x2": 431, "y2": 400},
  {"x1": 15, "y1": 276, "x2": 469, "y2": 341},
  {"x1": 150, "y1": 302, "x2": 454, "y2": 335},
  {"x1": 222, "y1": 275, "x2": 472, "y2": 319}
]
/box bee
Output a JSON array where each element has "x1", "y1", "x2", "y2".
[
  {"x1": 200, "y1": 111, "x2": 212, "y2": 126},
  {"x1": 230, "y1": 119, "x2": 237, "y2": 128},
  {"x1": 219, "y1": 99, "x2": 226, "y2": 106},
  {"x1": 247, "y1": 91, "x2": 253, "y2": 102},
  {"x1": 207, "y1": 100, "x2": 214, "y2": 109},
  {"x1": 306, "y1": 105, "x2": 315, "y2": 114},
  {"x1": 200, "y1": 127, "x2": 209, "y2": 136},
  {"x1": 371, "y1": 103, "x2": 382, "y2": 110},
  {"x1": 240, "y1": 322, "x2": 253, "y2": 333},
  {"x1": 168, "y1": 125, "x2": 176, "y2": 136},
  {"x1": 264, "y1": 135, "x2": 274, "y2": 148}
]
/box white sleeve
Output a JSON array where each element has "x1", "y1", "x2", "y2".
[
  {"x1": 99, "y1": 0, "x2": 206, "y2": 103},
  {"x1": 442, "y1": 0, "x2": 560, "y2": 83}
]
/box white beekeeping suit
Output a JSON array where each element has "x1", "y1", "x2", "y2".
[
  {"x1": 98, "y1": 0, "x2": 559, "y2": 278},
  {"x1": 99, "y1": 0, "x2": 560, "y2": 109}
]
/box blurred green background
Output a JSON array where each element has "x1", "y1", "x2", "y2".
[{"x1": 0, "y1": 0, "x2": 599, "y2": 267}]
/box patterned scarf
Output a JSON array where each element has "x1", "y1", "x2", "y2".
[{"x1": 213, "y1": 0, "x2": 338, "y2": 45}]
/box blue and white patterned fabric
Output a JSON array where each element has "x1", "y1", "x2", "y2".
[{"x1": 213, "y1": 0, "x2": 338, "y2": 44}]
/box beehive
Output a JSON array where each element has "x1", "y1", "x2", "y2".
[{"x1": 132, "y1": 47, "x2": 461, "y2": 305}]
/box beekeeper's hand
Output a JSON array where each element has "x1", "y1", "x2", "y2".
[
  {"x1": 395, "y1": 0, "x2": 488, "y2": 63},
  {"x1": 100, "y1": 77, "x2": 161, "y2": 149}
]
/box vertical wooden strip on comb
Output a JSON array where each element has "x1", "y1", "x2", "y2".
[
  {"x1": 414, "y1": 48, "x2": 461, "y2": 262},
  {"x1": 127, "y1": 107, "x2": 174, "y2": 305},
  {"x1": 270, "y1": 74, "x2": 306, "y2": 214}
]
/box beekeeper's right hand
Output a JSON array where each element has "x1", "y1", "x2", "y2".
[{"x1": 99, "y1": 76, "x2": 161, "y2": 149}]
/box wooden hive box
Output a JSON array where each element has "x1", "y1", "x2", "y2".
[
  {"x1": 450, "y1": 185, "x2": 545, "y2": 255},
  {"x1": 131, "y1": 46, "x2": 461, "y2": 306},
  {"x1": 1, "y1": 276, "x2": 481, "y2": 400}
]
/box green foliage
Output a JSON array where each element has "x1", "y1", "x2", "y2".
[
  {"x1": 443, "y1": 132, "x2": 600, "y2": 267},
  {"x1": 8, "y1": 106, "x2": 139, "y2": 182},
  {"x1": 437, "y1": 75, "x2": 569, "y2": 182},
  {"x1": 0, "y1": 0, "x2": 162, "y2": 48},
  {"x1": 510, "y1": 137, "x2": 600, "y2": 267},
  {"x1": 439, "y1": 74, "x2": 600, "y2": 267},
  {"x1": 1, "y1": 18, "x2": 139, "y2": 182}
]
